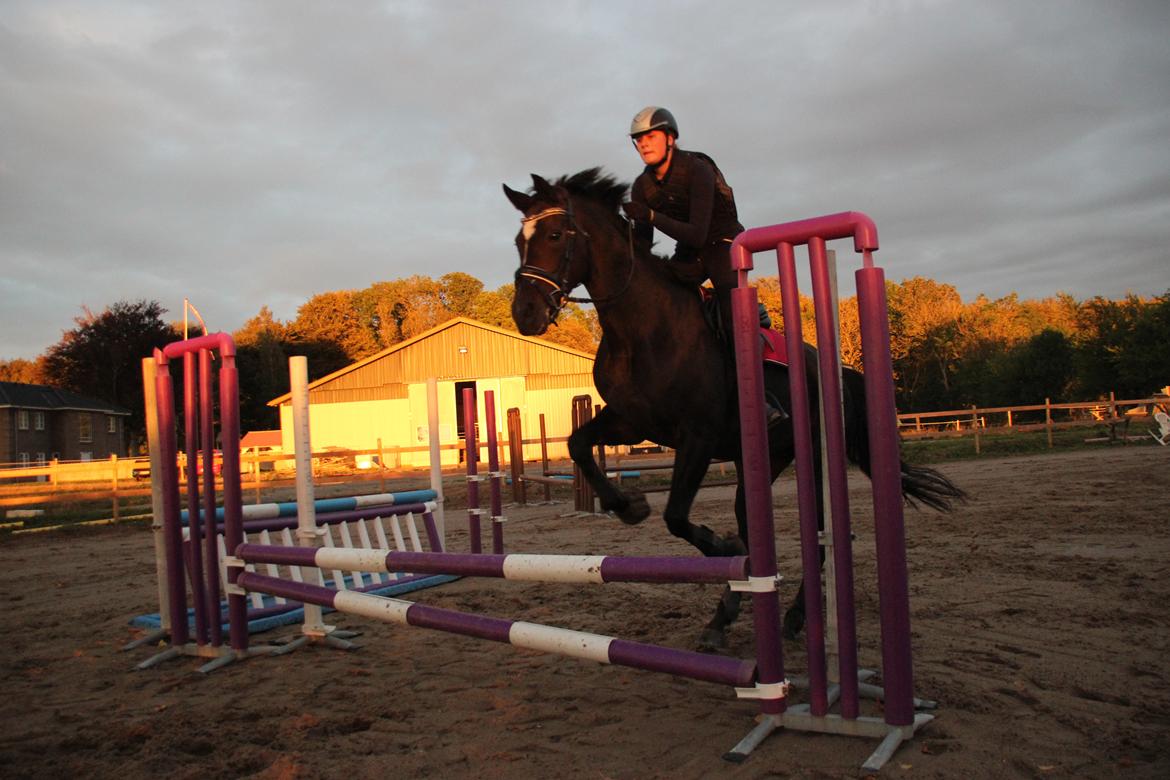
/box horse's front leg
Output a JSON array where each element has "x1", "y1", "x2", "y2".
[
  {"x1": 661, "y1": 439, "x2": 743, "y2": 557},
  {"x1": 567, "y1": 409, "x2": 650, "y2": 524}
]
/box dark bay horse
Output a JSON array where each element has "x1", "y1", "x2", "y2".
[{"x1": 504, "y1": 168, "x2": 964, "y2": 649}]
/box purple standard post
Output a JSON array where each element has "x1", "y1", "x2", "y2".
[
  {"x1": 463, "y1": 387, "x2": 482, "y2": 554},
  {"x1": 728, "y1": 243, "x2": 786, "y2": 717},
  {"x1": 775, "y1": 242, "x2": 829, "y2": 715},
  {"x1": 162, "y1": 333, "x2": 247, "y2": 653},
  {"x1": 856, "y1": 265, "x2": 915, "y2": 726},
  {"x1": 808, "y1": 236, "x2": 860, "y2": 719},
  {"x1": 199, "y1": 347, "x2": 223, "y2": 646},
  {"x1": 485, "y1": 390, "x2": 505, "y2": 554},
  {"x1": 183, "y1": 350, "x2": 208, "y2": 645}
]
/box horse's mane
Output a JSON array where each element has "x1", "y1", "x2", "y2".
[
  {"x1": 552, "y1": 167, "x2": 628, "y2": 212},
  {"x1": 550, "y1": 167, "x2": 667, "y2": 262}
]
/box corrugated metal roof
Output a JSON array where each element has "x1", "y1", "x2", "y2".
[
  {"x1": 269, "y1": 317, "x2": 595, "y2": 406},
  {"x1": 0, "y1": 381, "x2": 131, "y2": 415}
]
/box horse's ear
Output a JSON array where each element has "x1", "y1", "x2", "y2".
[
  {"x1": 530, "y1": 174, "x2": 560, "y2": 203},
  {"x1": 503, "y1": 183, "x2": 533, "y2": 212}
]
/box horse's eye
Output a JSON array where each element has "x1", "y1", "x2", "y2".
[{"x1": 548, "y1": 231, "x2": 562, "y2": 241}]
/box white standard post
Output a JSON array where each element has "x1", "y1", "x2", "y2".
[
  {"x1": 818, "y1": 249, "x2": 842, "y2": 684},
  {"x1": 290, "y1": 356, "x2": 328, "y2": 635},
  {"x1": 144, "y1": 357, "x2": 170, "y2": 636},
  {"x1": 426, "y1": 376, "x2": 446, "y2": 541}
]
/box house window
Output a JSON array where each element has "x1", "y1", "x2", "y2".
[
  {"x1": 79, "y1": 451, "x2": 92, "y2": 462},
  {"x1": 36, "y1": 453, "x2": 45, "y2": 466},
  {"x1": 79, "y1": 414, "x2": 93, "y2": 443},
  {"x1": 107, "y1": 415, "x2": 117, "y2": 434},
  {"x1": 34, "y1": 411, "x2": 45, "y2": 431},
  {"x1": 17, "y1": 410, "x2": 29, "y2": 430},
  {"x1": 19, "y1": 452, "x2": 29, "y2": 467}
]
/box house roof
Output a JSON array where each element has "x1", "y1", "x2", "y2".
[
  {"x1": 0, "y1": 381, "x2": 131, "y2": 415},
  {"x1": 268, "y1": 317, "x2": 596, "y2": 406},
  {"x1": 240, "y1": 430, "x2": 283, "y2": 448}
]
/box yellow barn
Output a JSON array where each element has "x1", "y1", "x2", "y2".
[{"x1": 268, "y1": 317, "x2": 599, "y2": 468}]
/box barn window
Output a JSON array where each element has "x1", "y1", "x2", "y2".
[
  {"x1": 79, "y1": 415, "x2": 93, "y2": 443},
  {"x1": 17, "y1": 410, "x2": 29, "y2": 430}
]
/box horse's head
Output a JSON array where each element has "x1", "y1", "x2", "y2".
[{"x1": 503, "y1": 174, "x2": 593, "y2": 336}]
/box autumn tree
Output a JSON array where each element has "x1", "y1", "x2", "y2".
[
  {"x1": 286, "y1": 290, "x2": 378, "y2": 372},
  {"x1": 41, "y1": 300, "x2": 179, "y2": 448},
  {"x1": 0, "y1": 357, "x2": 47, "y2": 384}
]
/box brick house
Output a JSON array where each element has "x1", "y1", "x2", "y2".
[{"x1": 0, "y1": 382, "x2": 130, "y2": 465}]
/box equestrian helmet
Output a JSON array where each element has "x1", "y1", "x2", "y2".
[{"x1": 629, "y1": 106, "x2": 679, "y2": 138}]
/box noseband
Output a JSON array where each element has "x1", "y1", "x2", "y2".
[{"x1": 514, "y1": 199, "x2": 635, "y2": 323}]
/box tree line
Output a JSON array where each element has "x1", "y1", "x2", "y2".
[{"x1": 3, "y1": 274, "x2": 1166, "y2": 450}]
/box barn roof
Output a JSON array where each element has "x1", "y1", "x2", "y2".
[{"x1": 268, "y1": 317, "x2": 595, "y2": 406}]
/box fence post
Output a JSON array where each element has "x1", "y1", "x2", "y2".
[
  {"x1": 971, "y1": 406, "x2": 981, "y2": 455},
  {"x1": 377, "y1": 437, "x2": 386, "y2": 493},
  {"x1": 1045, "y1": 397, "x2": 1053, "y2": 448},
  {"x1": 110, "y1": 453, "x2": 119, "y2": 521},
  {"x1": 539, "y1": 413, "x2": 552, "y2": 502}
]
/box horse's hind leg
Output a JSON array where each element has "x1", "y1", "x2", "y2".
[
  {"x1": 567, "y1": 409, "x2": 650, "y2": 524},
  {"x1": 697, "y1": 473, "x2": 750, "y2": 651}
]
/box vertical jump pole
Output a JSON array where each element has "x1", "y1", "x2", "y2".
[
  {"x1": 426, "y1": 377, "x2": 446, "y2": 540},
  {"x1": 856, "y1": 261, "x2": 915, "y2": 726},
  {"x1": 808, "y1": 237, "x2": 860, "y2": 718},
  {"x1": 463, "y1": 387, "x2": 482, "y2": 554},
  {"x1": 290, "y1": 356, "x2": 328, "y2": 636},
  {"x1": 182, "y1": 351, "x2": 209, "y2": 645},
  {"x1": 728, "y1": 247, "x2": 787, "y2": 719},
  {"x1": 776, "y1": 242, "x2": 829, "y2": 716},
  {"x1": 485, "y1": 390, "x2": 505, "y2": 554}
]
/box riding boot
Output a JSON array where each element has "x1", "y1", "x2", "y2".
[{"x1": 764, "y1": 391, "x2": 789, "y2": 429}]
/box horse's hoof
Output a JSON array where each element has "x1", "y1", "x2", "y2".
[
  {"x1": 696, "y1": 628, "x2": 727, "y2": 652},
  {"x1": 615, "y1": 491, "x2": 651, "y2": 525},
  {"x1": 717, "y1": 533, "x2": 747, "y2": 557}
]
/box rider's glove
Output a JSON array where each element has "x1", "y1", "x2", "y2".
[{"x1": 621, "y1": 201, "x2": 652, "y2": 223}]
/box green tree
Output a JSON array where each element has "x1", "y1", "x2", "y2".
[
  {"x1": 41, "y1": 300, "x2": 179, "y2": 449},
  {"x1": 233, "y1": 306, "x2": 289, "y2": 433}
]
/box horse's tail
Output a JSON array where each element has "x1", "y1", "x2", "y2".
[{"x1": 842, "y1": 368, "x2": 967, "y2": 513}]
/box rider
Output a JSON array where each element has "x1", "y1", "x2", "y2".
[{"x1": 622, "y1": 106, "x2": 785, "y2": 427}]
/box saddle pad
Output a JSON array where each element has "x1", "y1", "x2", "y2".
[{"x1": 761, "y1": 327, "x2": 788, "y2": 366}]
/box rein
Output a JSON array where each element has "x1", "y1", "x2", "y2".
[{"x1": 514, "y1": 199, "x2": 636, "y2": 322}]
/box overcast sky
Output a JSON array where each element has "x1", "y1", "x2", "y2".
[{"x1": 2, "y1": 1, "x2": 1168, "y2": 360}]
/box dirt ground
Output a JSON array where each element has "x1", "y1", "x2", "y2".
[{"x1": 1, "y1": 445, "x2": 1167, "y2": 779}]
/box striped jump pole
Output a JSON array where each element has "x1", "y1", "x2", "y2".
[
  {"x1": 236, "y1": 546, "x2": 749, "y2": 586},
  {"x1": 235, "y1": 572, "x2": 757, "y2": 689},
  {"x1": 725, "y1": 213, "x2": 933, "y2": 770}
]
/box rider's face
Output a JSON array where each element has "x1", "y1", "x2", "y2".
[{"x1": 633, "y1": 129, "x2": 671, "y2": 167}]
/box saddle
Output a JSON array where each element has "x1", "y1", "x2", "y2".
[{"x1": 698, "y1": 287, "x2": 788, "y2": 366}]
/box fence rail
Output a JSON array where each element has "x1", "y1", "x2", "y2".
[{"x1": 2, "y1": 393, "x2": 1163, "y2": 523}]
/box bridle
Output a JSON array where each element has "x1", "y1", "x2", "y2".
[{"x1": 513, "y1": 197, "x2": 636, "y2": 323}]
